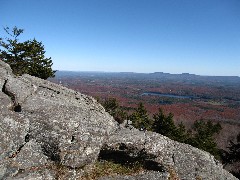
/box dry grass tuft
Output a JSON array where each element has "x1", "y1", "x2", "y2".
[
  {"x1": 168, "y1": 166, "x2": 180, "y2": 180},
  {"x1": 80, "y1": 160, "x2": 145, "y2": 180}
]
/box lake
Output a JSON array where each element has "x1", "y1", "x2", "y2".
[{"x1": 142, "y1": 92, "x2": 195, "y2": 99}]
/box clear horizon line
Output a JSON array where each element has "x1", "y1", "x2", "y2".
[{"x1": 55, "y1": 70, "x2": 240, "y2": 78}]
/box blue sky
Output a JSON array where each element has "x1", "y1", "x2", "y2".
[{"x1": 1, "y1": 0, "x2": 240, "y2": 76}]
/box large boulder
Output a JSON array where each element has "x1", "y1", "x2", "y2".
[
  {"x1": 0, "y1": 60, "x2": 118, "y2": 178},
  {"x1": 100, "y1": 127, "x2": 237, "y2": 180}
]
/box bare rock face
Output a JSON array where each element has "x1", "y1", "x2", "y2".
[
  {"x1": 100, "y1": 127, "x2": 237, "y2": 180},
  {"x1": 0, "y1": 60, "x2": 237, "y2": 180},
  {"x1": 0, "y1": 60, "x2": 118, "y2": 179},
  {"x1": 99, "y1": 171, "x2": 170, "y2": 180}
]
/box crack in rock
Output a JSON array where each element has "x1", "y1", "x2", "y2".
[
  {"x1": 172, "y1": 154, "x2": 176, "y2": 165},
  {"x1": 2, "y1": 79, "x2": 22, "y2": 112},
  {"x1": 2, "y1": 80, "x2": 15, "y2": 103},
  {"x1": 9, "y1": 132, "x2": 31, "y2": 159},
  {"x1": 39, "y1": 85, "x2": 60, "y2": 94}
]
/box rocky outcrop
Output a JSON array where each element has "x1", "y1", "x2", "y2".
[
  {"x1": 100, "y1": 127, "x2": 236, "y2": 179},
  {"x1": 0, "y1": 60, "x2": 118, "y2": 179},
  {"x1": 0, "y1": 60, "x2": 237, "y2": 179}
]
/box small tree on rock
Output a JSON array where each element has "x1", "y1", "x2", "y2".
[{"x1": 0, "y1": 26, "x2": 55, "y2": 79}]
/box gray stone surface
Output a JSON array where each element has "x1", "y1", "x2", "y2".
[
  {"x1": 0, "y1": 60, "x2": 118, "y2": 179},
  {"x1": 0, "y1": 60, "x2": 237, "y2": 180},
  {"x1": 6, "y1": 169, "x2": 56, "y2": 180},
  {"x1": 0, "y1": 110, "x2": 29, "y2": 163},
  {"x1": 10, "y1": 140, "x2": 48, "y2": 170},
  {"x1": 99, "y1": 171, "x2": 169, "y2": 180},
  {"x1": 101, "y1": 127, "x2": 237, "y2": 180}
]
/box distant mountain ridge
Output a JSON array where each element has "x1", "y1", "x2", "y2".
[{"x1": 54, "y1": 70, "x2": 240, "y2": 84}]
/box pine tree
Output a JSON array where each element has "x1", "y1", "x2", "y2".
[
  {"x1": 102, "y1": 97, "x2": 127, "y2": 124},
  {"x1": 187, "y1": 120, "x2": 222, "y2": 158},
  {"x1": 103, "y1": 97, "x2": 119, "y2": 117},
  {"x1": 129, "y1": 102, "x2": 152, "y2": 130},
  {"x1": 152, "y1": 108, "x2": 177, "y2": 139},
  {"x1": 223, "y1": 133, "x2": 240, "y2": 164},
  {"x1": 0, "y1": 26, "x2": 55, "y2": 79},
  {"x1": 175, "y1": 122, "x2": 189, "y2": 143},
  {"x1": 222, "y1": 133, "x2": 240, "y2": 178}
]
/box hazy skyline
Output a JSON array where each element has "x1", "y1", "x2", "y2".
[{"x1": 1, "y1": 0, "x2": 240, "y2": 76}]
